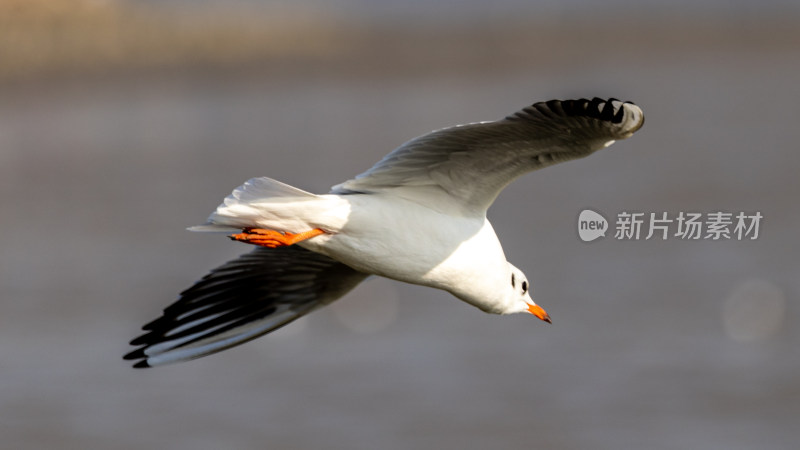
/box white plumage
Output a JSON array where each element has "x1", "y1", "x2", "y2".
[{"x1": 125, "y1": 97, "x2": 644, "y2": 368}]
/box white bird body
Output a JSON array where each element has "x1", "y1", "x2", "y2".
[
  {"x1": 310, "y1": 196, "x2": 512, "y2": 314},
  {"x1": 207, "y1": 184, "x2": 514, "y2": 313},
  {"x1": 126, "y1": 97, "x2": 644, "y2": 367}
]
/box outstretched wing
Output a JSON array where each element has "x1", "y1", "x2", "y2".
[
  {"x1": 332, "y1": 98, "x2": 644, "y2": 215},
  {"x1": 124, "y1": 246, "x2": 368, "y2": 368}
]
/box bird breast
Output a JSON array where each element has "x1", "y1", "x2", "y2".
[{"x1": 311, "y1": 194, "x2": 508, "y2": 301}]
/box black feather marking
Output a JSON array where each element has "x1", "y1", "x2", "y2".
[
  {"x1": 124, "y1": 246, "x2": 367, "y2": 367},
  {"x1": 163, "y1": 303, "x2": 278, "y2": 349},
  {"x1": 123, "y1": 347, "x2": 146, "y2": 360},
  {"x1": 509, "y1": 97, "x2": 635, "y2": 125},
  {"x1": 168, "y1": 304, "x2": 280, "y2": 352},
  {"x1": 613, "y1": 101, "x2": 626, "y2": 123},
  {"x1": 600, "y1": 98, "x2": 616, "y2": 121},
  {"x1": 589, "y1": 97, "x2": 604, "y2": 117}
]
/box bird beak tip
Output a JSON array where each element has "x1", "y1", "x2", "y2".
[{"x1": 527, "y1": 304, "x2": 552, "y2": 324}]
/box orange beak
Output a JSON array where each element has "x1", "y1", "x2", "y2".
[{"x1": 527, "y1": 304, "x2": 552, "y2": 324}]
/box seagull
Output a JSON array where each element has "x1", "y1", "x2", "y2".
[{"x1": 124, "y1": 97, "x2": 644, "y2": 368}]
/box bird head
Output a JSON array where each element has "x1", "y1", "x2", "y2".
[{"x1": 504, "y1": 263, "x2": 551, "y2": 323}]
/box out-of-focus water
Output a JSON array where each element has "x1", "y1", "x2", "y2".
[
  {"x1": 1, "y1": 16, "x2": 798, "y2": 450},
  {"x1": 145, "y1": 0, "x2": 800, "y2": 20}
]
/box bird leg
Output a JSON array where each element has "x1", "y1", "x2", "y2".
[{"x1": 229, "y1": 227, "x2": 326, "y2": 248}]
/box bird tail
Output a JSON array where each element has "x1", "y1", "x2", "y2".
[{"x1": 188, "y1": 177, "x2": 324, "y2": 233}]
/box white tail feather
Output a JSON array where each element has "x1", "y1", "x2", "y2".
[
  {"x1": 187, "y1": 224, "x2": 241, "y2": 233},
  {"x1": 233, "y1": 177, "x2": 316, "y2": 201},
  {"x1": 190, "y1": 177, "x2": 333, "y2": 232}
]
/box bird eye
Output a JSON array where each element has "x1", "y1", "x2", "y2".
[
  {"x1": 511, "y1": 273, "x2": 516, "y2": 288},
  {"x1": 521, "y1": 281, "x2": 528, "y2": 294}
]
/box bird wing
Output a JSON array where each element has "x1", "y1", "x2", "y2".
[
  {"x1": 331, "y1": 98, "x2": 644, "y2": 215},
  {"x1": 124, "y1": 246, "x2": 368, "y2": 368}
]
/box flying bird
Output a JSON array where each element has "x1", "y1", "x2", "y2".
[{"x1": 125, "y1": 97, "x2": 644, "y2": 368}]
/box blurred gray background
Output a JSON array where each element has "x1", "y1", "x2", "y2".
[{"x1": 1, "y1": 0, "x2": 798, "y2": 449}]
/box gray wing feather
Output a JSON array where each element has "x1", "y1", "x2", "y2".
[
  {"x1": 124, "y1": 246, "x2": 368, "y2": 367},
  {"x1": 332, "y1": 98, "x2": 644, "y2": 214}
]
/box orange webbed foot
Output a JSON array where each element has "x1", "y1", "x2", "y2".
[{"x1": 229, "y1": 227, "x2": 326, "y2": 248}]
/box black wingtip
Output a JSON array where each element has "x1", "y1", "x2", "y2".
[
  {"x1": 123, "y1": 347, "x2": 146, "y2": 361},
  {"x1": 600, "y1": 97, "x2": 617, "y2": 121},
  {"x1": 513, "y1": 97, "x2": 636, "y2": 125},
  {"x1": 563, "y1": 97, "x2": 630, "y2": 124},
  {"x1": 133, "y1": 360, "x2": 151, "y2": 369},
  {"x1": 123, "y1": 347, "x2": 151, "y2": 368},
  {"x1": 129, "y1": 332, "x2": 155, "y2": 346}
]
